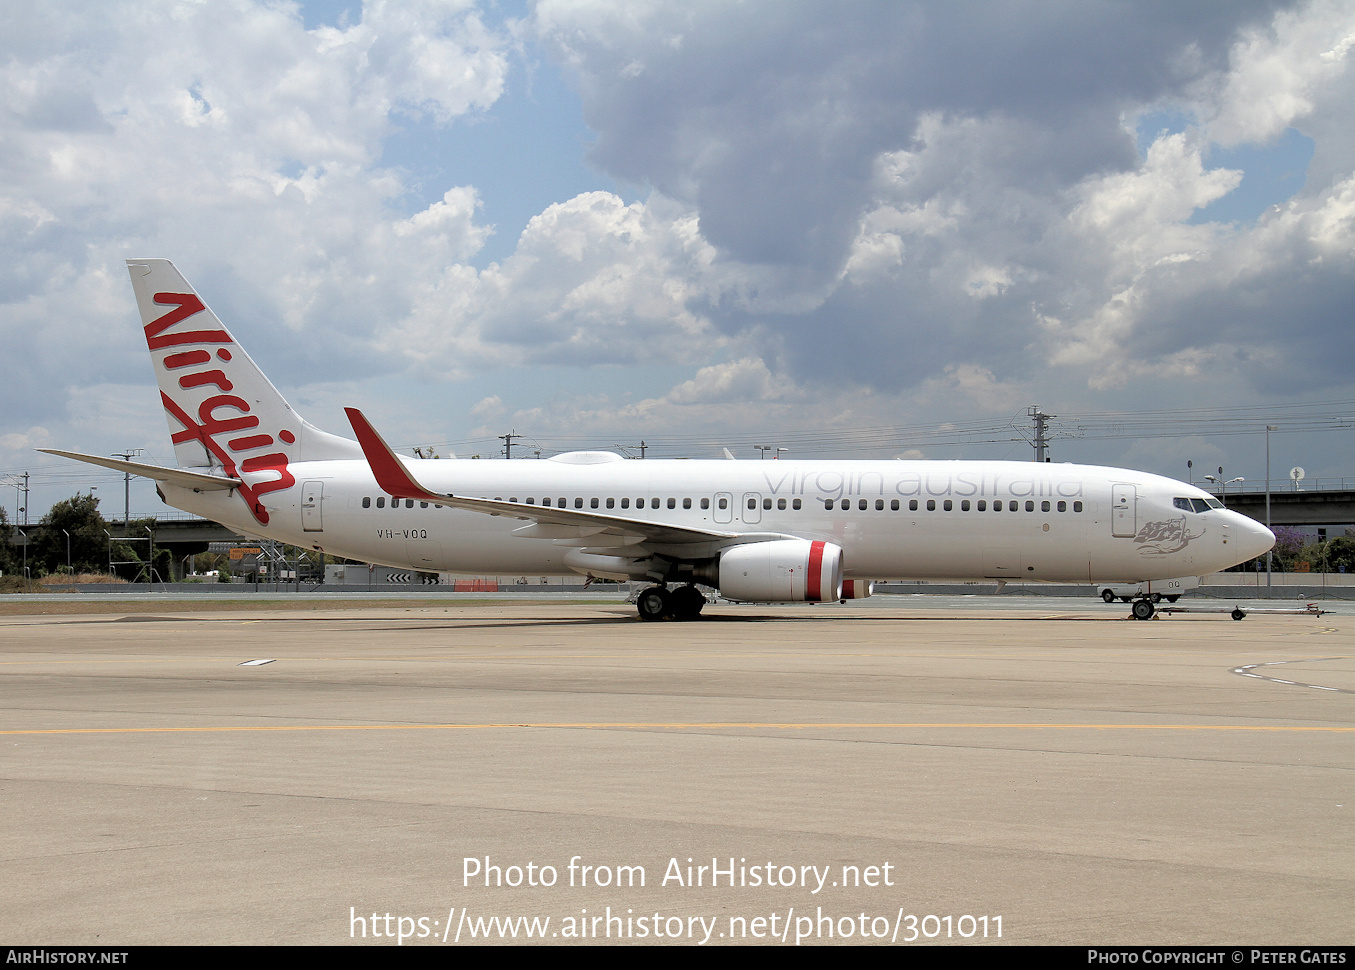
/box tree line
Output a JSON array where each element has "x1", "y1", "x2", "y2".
[{"x1": 0, "y1": 494, "x2": 172, "y2": 581}]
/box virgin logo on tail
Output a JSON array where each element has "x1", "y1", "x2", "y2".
[{"x1": 147, "y1": 292, "x2": 295, "y2": 525}]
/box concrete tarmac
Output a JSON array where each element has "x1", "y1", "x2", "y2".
[{"x1": 1, "y1": 597, "x2": 1351, "y2": 946}]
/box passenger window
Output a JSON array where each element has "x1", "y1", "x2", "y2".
[
  {"x1": 909, "y1": 500, "x2": 918, "y2": 511},
  {"x1": 376, "y1": 497, "x2": 386, "y2": 508},
  {"x1": 961, "y1": 500, "x2": 970, "y2": 511},
  {"x1": 1074, "y1": 501, "x2": 1084, "y2": 512},
  {"x1": 891, "y1": 499, "x2": 899, "y2": 511},
  {"x1": 748, "y1": 498, "x2": 757, "y2": 510},
  {"x1": 718, "y1": 498, "x2": 728, "y2": 510},
  {"x1": 825, "y1": 500, "x2": 835, "y2": 510},
  {"x1": 621, "y1": 498, "x2": 630, "y2": 509},
  {"x1": 1010, "y1": 501, "x2": 1019, "y2": 512},
  {"x1": 944, "y1": 500, "x2": 953, "y2": 511},
  {"x1": 1057, "y1": 501, "x2": 1066, "y2": 512},
  {"x1": 777, "y1": 498, "x2": 786, "y2": 510},
  {"x1": 683, "y1": 498, "x2": 692, "y2": 509},
  {"x1": 591, "y1": 498, "x2": 599, "y2": 509},
  {"x1": 542, "y1": 497, "x2": 551, "y2": 507},
  {"x1": 977, "y1": 500, "x2": 986, "y2": 511},
  {"x1": 421, "y1": 502, "x2": 428, "y2": 508},
  {"x1": 701, "y1": 498, "x2": 710, "y2": 509},
  {"x1": 875, "y1": 499, "x2": 884, "y2": 510},
  {"x1": 1025, "y1": 501, "x2": 1034, "y2": 512},
  {"x1": 764, "y1": 498, "x2": 773, "y2": 510},
  {"x1": 362, "y1": 497, "x2": 371, "y2": 508},
  {"x1": 1041, "y1": 501, "x2": 1050, "y2": 512},
  {"x1": 927, "y1": 500, "x2": 936, "y2": 511},
  {"x1": 793, "y1": 499, "x2": 802, "y2": 510},
  {"x1": 606, "y1": 498, "x2": 614, "y2": 509}
]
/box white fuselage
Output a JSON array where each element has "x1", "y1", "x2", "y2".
[{"x1": 162, "y1": 456, "x2": 1274, "y2": 585}]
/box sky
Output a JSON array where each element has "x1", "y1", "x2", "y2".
[{"x1": 3, "y1": 0, "x2": 1355, "y2": 522}]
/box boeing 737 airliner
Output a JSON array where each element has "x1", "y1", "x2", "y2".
[{"x1": 44, "y1": 259, "x2": 1275, "y2": 621}]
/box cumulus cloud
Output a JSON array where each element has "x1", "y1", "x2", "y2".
[
  {"x1": 392, "y1": 191, "x2": 746, "y2": 371},
  {"x1": 533, "y1": 0, "x2": 1355, "y2": 416},
  {"x1": 0, "y1": 0, "x2": 510, "y2": 473}
]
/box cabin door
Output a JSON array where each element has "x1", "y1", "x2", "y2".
[
  {"x1": 301, "y1": 481, "x2": 324, "y2": 532},
  {"x1": 1111, "y1": 484, "x2": 1136, "y2": 538}
]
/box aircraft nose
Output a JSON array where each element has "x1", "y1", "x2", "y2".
[{"x1": 1233, "y1": 513, "x2": 1276, "y2": 561}]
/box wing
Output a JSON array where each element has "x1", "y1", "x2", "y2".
[{"x1": 343, "y1": 408, "x2": 789, "y2": 549}]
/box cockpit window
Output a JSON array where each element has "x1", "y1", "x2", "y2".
[{"x1": 1176, "y1": 497, "x2": 1218, "y2": 513}]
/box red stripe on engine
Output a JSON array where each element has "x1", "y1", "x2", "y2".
[{"x1": 807, "y1": 540, "x2": 825, "y2": 601}]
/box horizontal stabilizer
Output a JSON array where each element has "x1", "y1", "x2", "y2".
[{"x1": 39, "y1": 449, "x2": 243, "y2": 491}]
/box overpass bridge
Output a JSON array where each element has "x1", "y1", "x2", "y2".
[
  {"x1": 1210, "y1": 487, "x2": 1355, "y2": 528},
  {"x1": 8, "y1": 515, "x2": 251, "y2": 581}
]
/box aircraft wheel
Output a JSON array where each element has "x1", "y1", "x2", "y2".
[
  {"x1": 669, "y1": 585, "x2": 705, "y2": 621},
  {"x1": 1166, "y1": 595, "x2": 1180, "y2": 603},
  {"x1": 637, "y1": 586, "x2": 670, "y2": 622},
  {"x1": 1231, "y1": 608, "x2": 1246, "y2": 621},
  {"x1": 1131, "y1": 598, "x2": 1155, "y2": 621},
  {"x1": 1101, "y1": 589, "x2": 1116, "y2": 603}
]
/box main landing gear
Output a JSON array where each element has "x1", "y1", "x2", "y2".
[{"x1": 636, "y1": 584, "x2": 707, "y2": 621}]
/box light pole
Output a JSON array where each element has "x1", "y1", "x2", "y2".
[
  {"x1": 1265, "y1": 425, "x2": 1277, "y2": 593},
  {"x1": 1204, "y1": 473, "x2": 1243, "y2": 506},
  {"x1": 112, "y1": 449, "x2": 142, "y2": 527}
]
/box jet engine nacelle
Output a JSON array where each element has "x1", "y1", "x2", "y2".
[
  {"x1": 840, "y1": 579, "x2": 874, "y2": 599},
  {"x1": 718, "y1": 539, "x2": 844, "y2": 603}
]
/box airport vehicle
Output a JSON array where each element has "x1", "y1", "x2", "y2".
[
  {"x1": 1098, "y1": 576, "x2": 1200, "y2": 604},
  {"x1": 43, "y1": 260, "x2": 1276, "y2": 621}
]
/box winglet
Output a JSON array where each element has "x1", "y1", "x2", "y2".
[{"x1": 344, "y1": 408, "x2": 448, "y2": 504}]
